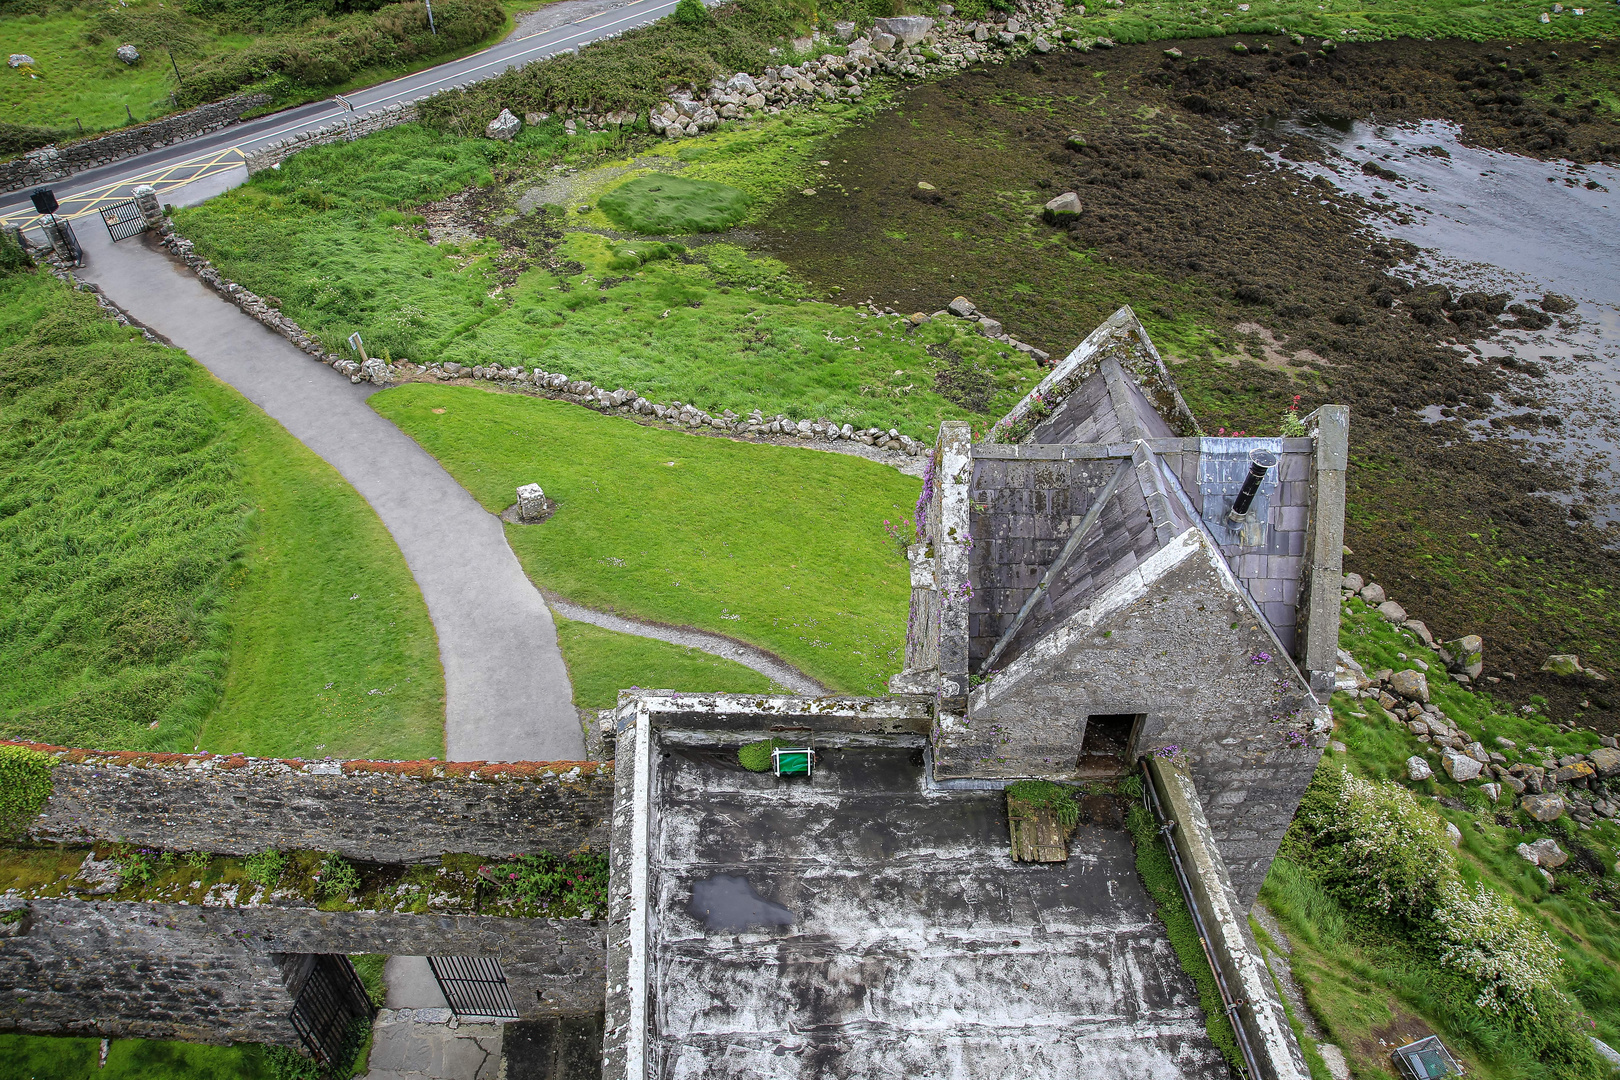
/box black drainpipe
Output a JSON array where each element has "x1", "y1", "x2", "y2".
[
  {"x1": 1141, "y1": 759, "x2": 1263, "y2": 1080},
  {"x1": 1230, "y1": 449, "x2": 1279, "y2": 517}
]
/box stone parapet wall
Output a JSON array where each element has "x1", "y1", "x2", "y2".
[
  {"x1": 13, "y1": 742, "x2": 612, "y2": 862},
  {"x1": 242, "y1": 101, "x2": 420, "y2": 174},
  {"x1": 0, "y1": 898, "x2": 604, "y2": 1043},
  {"x1": 0, "y1": 95, "x2": 270, "y2": 195}
]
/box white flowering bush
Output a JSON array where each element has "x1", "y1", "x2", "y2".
[
  {"x1": 1433, "y1": 881, "x2": 1563, "y2": 1017},
  {"x1": 1314, "y1": 767, "x2": 1457, "y2": 914}
]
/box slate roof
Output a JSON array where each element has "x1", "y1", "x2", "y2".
[{"x1": 967, "y1": 306, "x2": 1314, "y2": 671}]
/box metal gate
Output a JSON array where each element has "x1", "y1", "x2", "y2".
[
  {"x1": 289, "y1": 955, "x2": 376, "y2": 1065},
  {"x1": 428, "y1": 955, "x2": 519, "y2": 1020},
  {"x1": 99, "y1": 198, "x2": 147, "y2": 242}
]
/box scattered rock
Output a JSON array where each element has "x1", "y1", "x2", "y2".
[
  {"x1": 832, "y1": 21, "x2": 857, "y2": 42},
  {"x1": 1329, "y1": 740, "x2": 1347, "y2": 754},
  {"x1": 917, "y1": 180, "x2": 936, "y2": 191},
  {"x1": 1163, "y1": 47, "x2": 1183, "y2": 58},
  {"x1": 1555, "y1": 761, "x2": 1596, "y2": 785},
  {"x1": 1480, "y1": 782, "x2": 1501, "y2": 803},
  {"x1": 1376, "y1": 600, "x2": 1408, "y2": 624},
  {"x1": 1541, "y1": 653, "x2": 1584, "y2": 677},
  {"x1": 947, "y1": 296, "x2": 977, "y2": 317},
  {"x1": 8, "y1": 54, "x2": 34, "y2": 68},
  {"x1": 486, "y1": 109, "x2": 521, "y2": 141},
  {"x1": 1444, "y1": 821, "x2": 1462, "y2": 846},
  {"x1": 1389, "y1": 668, "x2": 1429, "y2": 703},
  {"x1": 873, "y1": 16, "x2": 934, "y2": 45},
  {"x1": 1441, "y1": 750, "x2": 1482, "y2": 782},
  {"x1": 1520, "y1": 793, "x2": 1566, "y2": 822},
  {"x1": 1342, "y1": 572, "x2": 1364, "y2": 592},
  {"x1": 1590, "y1": 746, "x2": 1620, "y2": 778},
  {"x1": 1042, "y1": 191, "x2": 1083, "y2": 223},
  {"x1": 116, "y1": 43, "x2": 140, "y2": 64},
  {"x1": 1358, "y1": 582, "x2": 1386, "y2": 605},
  {"x1": 1518, "y1": 837, "x2": 1568, "y2": 868},
  {"x1": 1335, "y1": 648, "x2": 1370, "y2": 691},
  {"x1": 1406, "y1": 755, "x2": 1433, "y2": 781},
  {"x1": 871, "y1": 32, "x2": 898, "y2": 52},
  {"x1": 1439, "y1": 635, "x2": 1484, "y2": 680},
  {"x1": 1401, "y1": 619, "x2": 1434, "y2": 647}
]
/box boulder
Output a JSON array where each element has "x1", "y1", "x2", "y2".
[
  {"x1": 1358, "y1": 582, "x2": 1386, "y2": 605},
  {"x1": 1520, "y1": 793, "x2": 1566, "y2": 823},
  {"x1": 1401, "y1": 620, "x2": 1434, "y2": 647},
  {"x1": 725, "y1": 72, "x2": 759, "y2": 95},
  {"x1": 1376, "y1": 600, "x2": 1408, "y2": 624},
  {"x1": 7, "y1": 54, "x2": 34, "y2": 68},
  {"x1": 1589, "y1": 746, "x2": 1620, "y2": 778},
  {"x1": 1388, "y1": 669, "x2": 1429, "y2": 703},
  {"x1": 116, "y1": 43, "x2": 140, "y2": 64},
  {"x1": 1495, "y1": 770, "x2": 1526, "y2": 795},
  {"x1": 1439, "y1": 635, "x2": 1484, "y2": 679},
  {"x1": 1042, "y1": 191, "x2": 1083, "y2": 223},
  {"x1": 1480, "y1": 782, "x2": 1501, "y2": 803},
  {"x1": 1518, "y1": 837, "x2": 1568, "y2": 868},
  {"x1": 525, "y1": 111, "x2": 550, "y2": 125},
  {"x1": 1444, "y1": 821, "x2": 1462, "y2": 846},
  {"x1": 832, "y1": 20, "x2": 857, "y2": 41},
  {"x1": 1342, "y1": 572, "x2": 1365, "y2": 592},
  {"x1": 1555, "y1": 761, "x2": 1596, "y2": 786},
  {"x1": 1033, "y1": 36, "x2": 1053, "y2": 53},
  {"x1": 871, "y1": 32, "x2": 898, "y2": 52},
  {"x1": 1406, "y1": 756, "x2": 1433, "y2": 782},
  {"x1": 1541, "y1": 654, "x2": 1583, "y2": 677},
  {"x1": 873, "y1": 15, "x2": 934, "y2": 45},
  {"x1": 486, "y1": 109, "x2": 521, "y2": 141},
  {"x1": 947, "y1": 296, "x2": 977, "y2": 317},
  {"x1": 1441, "y1": 750, "x2": 1482, "y2": 783},
  {"x1": 1335, "y1": 648, "x2": 1370, "y2": 691},
  {"x1": 977, "y1": 317, "x2": 1003, "y2": 337}
]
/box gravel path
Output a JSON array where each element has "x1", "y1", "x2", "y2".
[
  {"x1": 75, "y1": 223, "x2": 584, "y2": 764},
  {"x1": 546, "y1": 596, "x2": 829, "y2": 695}
]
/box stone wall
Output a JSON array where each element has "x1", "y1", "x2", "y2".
[
  {"x1": 242, "y1": 101, "x2": 420, "y2": 173},
  {"x1": 0, "y1": 95, "x2": 269, "y2": 195},
  {"x1": 16, "y1": 743, "x2": 612, "y2": 862},
  {"x1": 0, "y1": 898, "x2": 604, "y2": 1044}
]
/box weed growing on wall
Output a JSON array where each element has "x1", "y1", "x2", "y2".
[
  {"x1": 314, "y1": 852, "x2": 362, "y2": 899},
  {"x1": 1005, "y1": 779, "x2": 1081, "y2": 827},
  {"x1": 0, "y1": 746, "x2": 54, "y2": 838},
  {"x1": 738, "y1": 737, "x2": 790, "y2": 771},
  {"x1": 483, "y1": 850, "x2": 608, "y2": 916},
  {"x1": 244, "y1": 848, "x2": 287, "y2": 887}
]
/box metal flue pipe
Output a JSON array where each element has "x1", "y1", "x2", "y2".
[{"x1": 1230, "y1": 449, "x2": 1278, "y2": 517}]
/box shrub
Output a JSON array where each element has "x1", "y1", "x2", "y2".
[
  {"x1": 487, "y1": 850, "x2": 608, "y2": 915},
  {"x1": 737, "y1": 737, "x2": 791, "y2": 771},
  {"x1": 245, "y1": 848, "x2": 287, "y2": 887},
  {"x1": 1433, "y1": 881, "x2": 1562, "y2": 1017},
  {"x1": 1308, "y1": 766, "x2": 1456, "y2": 915},
  {"x1": 0, "y1": 745, "x2": 53, "y2": 838},
  {"x1": 1005, "y1": 779, "x2": 1080, "y2": 827},
  {"x1": 674, "y1": 0, "x2": 711, "y2": 26},
  {"x1": 0, "y1": 122, "x2": 64, "y2": 158},
  {"x1": 314, "y1": 852, "x2": 362, "y2": 899},
  {"x1": 119, "y1": 847, "x2": 159, "y2": 886}
]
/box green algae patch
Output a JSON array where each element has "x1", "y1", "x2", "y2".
[{"x1": 599, "y1": 174, "x2": 752, "y2": 235}]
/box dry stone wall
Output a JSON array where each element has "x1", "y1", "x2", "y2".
[
  {"x1": 0, "y1": 95, "x2": 269, "y2": 194},
  {"x1": 16, "y1": 743, "x2": 611, "y2": 862},
  {"x1": 0, "y1": 898, "x2": 604, "y2": 1043}
]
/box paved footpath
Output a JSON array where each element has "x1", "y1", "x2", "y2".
[{"x1": 75, "y1": 222, "x2": 584, "y2": 763}]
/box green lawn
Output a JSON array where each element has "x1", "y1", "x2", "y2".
[
  {"x1": 0, "y1": 269, "x2": 442, "y2": 758},
  {"x1": 0, "y1": 1034, "x2": 270, "y2": 1080},
  {"x1": 1251, "y1": 599, "x2": 1620, "y2": 1079},
  {"x1": 555, "y1": 618, "x2": 777, "y2": 710},
  {"x1": 372, "y1": 384, "x2": 917, "y2": 694}
]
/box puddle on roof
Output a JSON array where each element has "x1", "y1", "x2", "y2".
[
  {"x1": 688, "y1": 874, "x2": 796, "y2": 932},
  {"x1": 1258, "y1": 116, "x2": 1620, "y2": 527}
]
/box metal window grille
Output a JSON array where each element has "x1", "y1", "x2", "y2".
[
  {"x1": 288, "y1": 955, "x2": 374, "y2": 1065},
  {"x1": 99, "y1": 199, "x2": 147, "y2": 242},
  {"x1": 429, "y1": 955, "x2": 519, "y2": 1020}
]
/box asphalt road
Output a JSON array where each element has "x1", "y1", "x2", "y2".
[{"x1": 0, "y1": 0, "x2": 677, "y2": 224}]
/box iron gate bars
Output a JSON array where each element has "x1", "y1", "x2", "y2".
[
  {"x1": 429, "y1": 955, "x2": 519, "y2": 1020},
  {"x1": 99, "y1": 198, "x2": 147, "y2": 242},
  {"x1": 289, "y1": 955, "x2": 375, "y2": 1065}
]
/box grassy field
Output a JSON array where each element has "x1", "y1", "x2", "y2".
[
  {"x1": 555, "y1": 618, "x2": 776, "y2": 710},
  {"x1": 0, "y1": 269, "x2": 442, "y2": 758},
  {"x1": 173, "y1": 114, "x2": 1046, "y2": 437},
  {"x1": 1252, "y1": 599, "x2": 1620, "y2": 1079},
  {"x1": 371, "y1": 385, "x2": 917, "y2": 694},
  {"x1": 0, "y1": 1034, "x2": 272, "y2": 1080}
]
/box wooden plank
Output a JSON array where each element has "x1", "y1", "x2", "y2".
[{"x1": 1008, "y1": 799, "x2": 1070, "y2": 863}]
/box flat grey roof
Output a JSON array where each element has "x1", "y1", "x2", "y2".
[{"x1": 637, "y1": 743, "x2": 1229, "y2": 1078}]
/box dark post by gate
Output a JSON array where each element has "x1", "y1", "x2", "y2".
[
  {"x1": 429, "y1": 955, "x2": 519, "y2": 1020},
  {"x1": 286, "y1": 954, "x2": 376, "y2": 1065},
  {"x1": 99, "y1": 198, "x2": 148, "y2": 242}
]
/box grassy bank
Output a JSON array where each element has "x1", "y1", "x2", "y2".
[
  {"x1": 0, "y1": 270, "x2": 442, "y2": 757},
  {"x1": 1252, "y1": 598, "x2": 1620, "y2": 1078},
  {"x1": 173, "y1": 114, "x2": 1046, "y2": 437},
  {"x1": 555, "y1": 619, "x2": 777, "y2": 710},
  {"x1": 371, "y1": 384, "x2": 917, "y2": 694},
  {"x1": 0, "y1": 0, "x2": 511, "y2": 144},
  {"x1": 0, "y1": 1034, "x2": 272, "y2": 1080}
]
